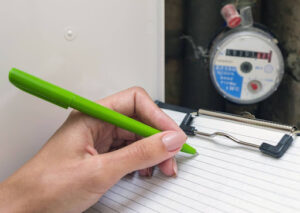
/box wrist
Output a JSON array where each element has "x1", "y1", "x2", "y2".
[
  {"x1": 0, "y1": 170, "x2": 46, "y2": 213},
  {"x1": 0, "y1": 177, "x2": 26, "y2": 212}
]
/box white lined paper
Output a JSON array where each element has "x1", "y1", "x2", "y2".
[{"x1": 87, "y1": 109, "x2": 300, "y2": 213}]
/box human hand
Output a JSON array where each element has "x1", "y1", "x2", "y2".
[{"x1": 0, "y1": 87, "x2": 187, "y2": 213}]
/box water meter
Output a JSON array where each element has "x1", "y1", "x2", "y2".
[{"x1": 209, "y1": 25, "x2": 284, "y2": 104}]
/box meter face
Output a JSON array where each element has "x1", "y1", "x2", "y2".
[{"x1": 210, "y1": 29, "x2": 284, "y2": 104}]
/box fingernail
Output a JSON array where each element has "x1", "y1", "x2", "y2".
[
  {"x1": 172, "y1": 158, "x2": 178, "y2": 177},
  {"x1": 162, "y1": 131, "x2": 186, "y2": 152}
]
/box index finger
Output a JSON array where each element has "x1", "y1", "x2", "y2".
[{"x1": 97, "y1": 87, "x2": 182, "y2": 133}]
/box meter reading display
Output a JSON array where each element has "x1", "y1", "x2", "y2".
[{"x1": 226, "y1": 49, "x2": 272, "y2": 62}]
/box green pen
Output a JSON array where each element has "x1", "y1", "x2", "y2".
[{"x1": 9, "y1": 68, "x2": 197, "y2": 155}]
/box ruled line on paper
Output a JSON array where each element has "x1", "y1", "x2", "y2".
[
  {"x1": 189, "y1": 136, "x2": 300, "y2": 163},
  {"x1": 292, "y1": 146, "x2": 300, "y2": 150},
  {"x1": 92, "y1": 207, "x2": 101, "y2": 213},
  {"x1": 108, "y1": 188, "x2": 157, "y2": 213},
  {"x1": 176, "y1": 154, "x2": 300, "y2": 193},
  {"x1": 106, "y1": 180, "x2": 211, "y2": 212},
  {"x1": 130, "y1": 175, "x2": 247, "y2": 213},
  {"x1": 122, "y1": 176, "x2": 215, "y2": 213},
  {"x1": 86, "y1": 207, "x2": 101, "y2": 213},
  {"x1": 192, "y1": 143, "x2": 300, "y2": 175},
  {"x1": 121, "y1": 178, "x2": 212, "y2": 213},
  {"x1": 100, "y1": 196, "x2": 126, "y2": 213},
  {"x1": 153, "y1": 171, "x2": 283, "y2": 213},
  {"x1": 188, "y1": 144, "x2": 300, "y2": 179},
  {"x1": 282, "y1": 151, "x2": 300, "y2": 157},
  {"x1": 174, "y1": 162, "x2": 300, "y2": 210},
  {"x1": 115, "y1": 182, "x2": 178, "y2": 213},
  {"x1": 88, "y1": 109, "x2": 300, "y2": 213},
  {"x1": 176, "y1": 162, "x2": 300, "y2": 204},
  {"x1": 103, "y1": 193, "x2": 138, "y2": 213},
  {"x1": 118, "y1": 181, "x2": 200, "y2": 213},
  {"x1": 153, "y1": 159, "x2": 300, "y2": 211},
  {"x1": 190, "y1": 137, "x2": 300, "y2": 164},
  {"x1": 97, "y1": 199, "x2": 120, "y2": 213}
]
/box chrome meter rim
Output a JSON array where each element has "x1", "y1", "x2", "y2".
[{"x1": 209, "y1": 27, "x2": 284, "y2": 104}]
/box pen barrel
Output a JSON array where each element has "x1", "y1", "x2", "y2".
[
  {"x1": 70, "y1": 95, "x2": 161, "y2": 137},
  {"x1": 9, "y1": 68, "x2": 75, "y2": 109}
]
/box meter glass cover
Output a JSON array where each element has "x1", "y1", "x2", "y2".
[{"x1": 210, "y1": 28, "x2": 284, "y2": 104}]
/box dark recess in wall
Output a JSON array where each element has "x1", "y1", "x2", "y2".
[
  {"x1": 165, "y1": 0, "x2": 300, "y2": 127},
  {"x1": 181, "y1": 0, "x2": 225, "y2": 111},
  {"x1": 165, "y1": 0, "x2": 185, "y2": 105}
]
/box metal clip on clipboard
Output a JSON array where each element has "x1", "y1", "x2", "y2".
[{"x1": 180, "y1": 110, "x2": 300, "y2": 158}]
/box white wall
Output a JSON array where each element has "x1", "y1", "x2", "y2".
[{"x1": 0, "y1": 0, "x2": 164, "y2": 181}]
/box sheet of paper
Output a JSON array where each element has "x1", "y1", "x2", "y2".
[{"x1": 86, "y1": 109, "x2": 300, "y2": 213}]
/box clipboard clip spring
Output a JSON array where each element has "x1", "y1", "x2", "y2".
[{"x1": 180, "y1": 112, "x2": 297, "y2": 158}]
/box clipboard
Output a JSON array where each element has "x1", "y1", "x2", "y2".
[
  {"x1": 87, "y1": 102, "x2": 300, "y2": 213},
  {"x1": 156, "y1": 101, "x2": 299, "y2": 159}
]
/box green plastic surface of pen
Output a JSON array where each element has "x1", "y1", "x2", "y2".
[{"x1": 9, "y1": 68, "x2": 197, "y2": 155}]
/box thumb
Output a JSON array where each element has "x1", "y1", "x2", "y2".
[{"x1": 97, "y1": 131, "x2": 187, "y2": 179}]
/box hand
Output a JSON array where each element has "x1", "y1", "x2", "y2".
[{"x1": 0, "y1": 87, "x2": 187, "y2": 213}]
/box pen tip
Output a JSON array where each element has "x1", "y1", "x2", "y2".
[{"x1": 192, "y1": 152, "x2": 199, "y2": 156}]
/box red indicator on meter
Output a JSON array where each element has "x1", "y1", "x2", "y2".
[
  {"x1": 251, "y1": 82, "x2": 258, "y2": 90},
  {"x1": 248, "y1": 80, "x2": 262, "y2": 93}
]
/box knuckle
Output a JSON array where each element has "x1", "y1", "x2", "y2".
[
  {"x1": 131, "y1": 86, "x2": 147, "y2": 95},
  {"x1": 96, "y1": 156, "x2": 109, "y2": 169},
  {"x1": 128, "y1": 142, "x2": 152, "y2": 161},
  {"x1": 69, "y1": 109, "x2": 77, "y2": 116},
  {"x1": 69, "y1": 109, "x2": 81, "y2": 118}
]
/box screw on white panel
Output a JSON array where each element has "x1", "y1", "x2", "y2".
[{"x1": 64, "y1": 27, "x2": 77, "y2": 41}]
